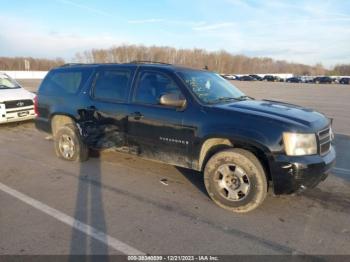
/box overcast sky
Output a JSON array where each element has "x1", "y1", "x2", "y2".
[{"x1": 0, "y1": 0, "x2": 349, "y2": 68}]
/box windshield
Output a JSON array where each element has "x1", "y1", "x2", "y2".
[
  {"x1": 178, "y1": 70, "x2": 246, "y2": 104},
  {"x1": 0, "y1": 74, "x2": 20, "y2": 89}
]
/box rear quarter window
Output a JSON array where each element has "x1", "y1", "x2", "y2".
[{"x1": 39, "y1": 68, "x2": 93, "y2": 96}]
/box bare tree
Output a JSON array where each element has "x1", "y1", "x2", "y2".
[
  {"x1": 0, "y1": 57, "x2": 65, "y2": 70},
  {"x1": 74, "y1": 44, "x2": 329, "y2": 75},
  {"x1": 332, "y1": 64, "x2": 350, "y2": 75},
  {"x1": 2, "y1": 45, "x2": 337, "y2": 75}
]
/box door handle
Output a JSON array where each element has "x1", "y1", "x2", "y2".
[{"x1": 130, "y1": 112, "x2": 144, "y2": 120}]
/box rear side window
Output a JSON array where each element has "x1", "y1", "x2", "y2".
[
  {"x1": 39, "y1": 69, "x2": 93, "y2": 95},
  {"x1": 93, "y1": 70, "x2": 131, "y2": 102}
]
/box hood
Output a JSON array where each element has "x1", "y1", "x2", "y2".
[
  {"x1": 216, "y1": 99, "x2": 329, "y2": 130},
  {"x1": 0, "y1": 87, "x2": 35, "y2": 102}
]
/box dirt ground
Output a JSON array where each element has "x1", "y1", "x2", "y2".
[{"x1": 0, "y1": 79, "x2": 349, "y2": 255}]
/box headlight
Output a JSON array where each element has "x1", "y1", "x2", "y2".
[
  {"x1": 283, "y1": 132, "x2": 317, "y2": 156},
  {"x1": 329, "y1": 126, "x2": 335, "y2": 141}
]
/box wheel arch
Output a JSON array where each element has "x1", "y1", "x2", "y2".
[
  {"x1": 198, "y1": 138, "x2": 233, "y2": 171},
  {"x1": 198, "y1": 136, "x2": 272, "y2": 182},
  {"x1": 50, "y1": 114, "x2": 77, "y2": 135}
]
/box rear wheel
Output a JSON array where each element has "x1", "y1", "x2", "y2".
[
  {"x1": 54, "y1": 124, "x2": 89, "y2": 162},
  {"x1": 204, "y1": 148, "x2": 267, "y2": 213}
]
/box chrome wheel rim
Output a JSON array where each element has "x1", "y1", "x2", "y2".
[
  {"x1": 214, "y1": 164, "x2": 251, "y2": 201},
  {"x1": 58, "y1": 134, "x2": 75, "y2": 159}
]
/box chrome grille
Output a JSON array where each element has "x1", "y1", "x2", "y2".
[
  {"x1": 3, "y1": 99, "x2": 33, "y2": 109},
  {"x1": 317, "y1": 126, "x2": 331, "y2": 155}
]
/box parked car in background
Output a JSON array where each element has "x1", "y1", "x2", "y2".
[
  {"x1": 249, "y1": 75, "x2": 262, "y2": 81},
  {"x1": 301, "y1": 76, "x2": 314, "y2": 83},
  {"x1": 262, "y1": 75, "x2": 280, "y2": 82},
  {"x1": 286, "y1": 77, "x2": 302, "y2": 83},
  {"x1": 239, "y1": 75, "x2": 256, "y2": 81},
  {"x1": 0, "y1": 73, "x2": 36, "y2": 124},
  {"x1": 313, "y1": 76, "x2": 333, "y2": 84},
  {"x1": 221, "y1": 74, "x2": 236, "y2": 80},
  {"x1": 339, "y1": 77, "x2": 350, "y2": 85}
]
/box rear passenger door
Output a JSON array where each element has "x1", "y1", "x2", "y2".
[{"x1": 81, "y1": 66, "x2": 134, "y2": 149}]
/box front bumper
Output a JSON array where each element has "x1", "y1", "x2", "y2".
[
  {"x1": 0, "y1": 106, "x2": 36, "y2": 124},
  {"x1": 269, "y1": 146, "x2": 336, "y2": 194}
]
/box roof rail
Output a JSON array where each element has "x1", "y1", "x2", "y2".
[
  {"x1": 128, "y1": 61, "x2": 172, "y2": 65},
  {"x1": 60, "y1": 63, "x2": 86, "y2": 67},
  {"x1": 59, "y1": 61, "x2": 172, "y2": 67}
]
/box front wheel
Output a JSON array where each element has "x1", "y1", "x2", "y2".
[
  {"x1": 54, "y1": 124, "x2": 89, "y2": 162},
  {"x1": 204, "y1": 148, "x2": 267, "y2": 213}
]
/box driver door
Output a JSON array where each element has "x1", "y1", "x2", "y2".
[{"x1": 127, "y1": 69, "x2": 193, "y2": 168}]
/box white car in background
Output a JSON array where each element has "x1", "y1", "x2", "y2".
[{"x1": 0, "y1": 73, "x2": 36, "y2": 124}]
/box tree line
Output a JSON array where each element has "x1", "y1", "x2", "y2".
[
  {"x1": 0, "y1": 57, "x2": 64, "y2": 71},
  {"x1": 331, "y1": 64, "x2": 350, "y2": 76},
  {"x1": 74, "y1": 44, "x2": 330, "y2": 75},
  {"x1": 1, "y1": 45, "x2": 349, "y2": 75}
]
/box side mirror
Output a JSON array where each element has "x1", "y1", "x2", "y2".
[{"x1": 159, "y1": 93, "x2": 186, "y2": 108}]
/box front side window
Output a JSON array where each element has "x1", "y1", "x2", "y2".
[
  {"x1": 93, "y1": 70, "x2": 131, "y2": 102},
  {"x1": 178, "y1": 70, "x2": 245, "y2": 104},
  {"x1": 133, "y1": 71, "x2": 182, "y2": 105},
  {"x1": 0, "y1": 74, "x2": 20, "y2": 89}
]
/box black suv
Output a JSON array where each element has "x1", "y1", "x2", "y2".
[
  {"x1": 286, "y1": 77, "x2": 302, "y2": 83},
  {"x1": 249, "y1": 75, "x2": 263, "y2": 81},
  {"x1": 239, "y1": 75, "x2": 256, "y2": 81},
  {"x1": 35, "y1": 62, "x2": 336, "y2": 213},
  {"x1": 262, "y1": 75, "x2": 280, "y2": 82},
  {"x1": 313, "y1": 76, "x2": 334, "y2": 84},
  {"x1": 339, "y1": 77, "x2": 350, "y2": 85}
]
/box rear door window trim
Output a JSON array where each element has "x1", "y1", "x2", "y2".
[{"x1": 90, "y1": 68, "x2": 134, "y2": 104}]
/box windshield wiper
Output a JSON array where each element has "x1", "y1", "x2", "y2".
[
  {"x1": 236, "y1": 95, "x2": 254, "y2": 100},
  {"x1": 209, "y1": 96, "x2": 239, "y2": 104},
  {"x1": 209, "y1": 95, "x2": 254, "y2": 104}
]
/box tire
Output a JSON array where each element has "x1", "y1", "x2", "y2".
[
  {"x1": 204, "y1": 148, "x2": 267, "y2": 213},
  {"x1": 54, "y1": 124, "x2": 89, "y2": 162}
]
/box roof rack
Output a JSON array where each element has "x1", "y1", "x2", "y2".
[
  {"x1": 60, "y1": 63, "x2": 86, "y2": 67},
  {"x1": 59, "y1": 63, "x2": 116, "y2": 67},
  {"x1": 128, "y1": 61, "x2": 172, "y2": 65},
  {"x1": 59, "y1": 61, "x2": 172, "y2": 67}
]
